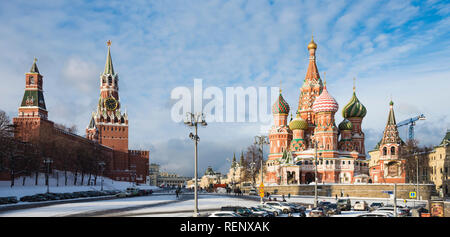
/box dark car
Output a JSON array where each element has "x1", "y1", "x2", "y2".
[
  {"x1": 309, "y1": 207, "x2": 327, "y2": 217},
  {"x1": 369, "y1": 202, "x2": 384, "y2": 211},
  {"x1": 29, "y1": 194, "x2": 48, "y2": 202},
  {"x1": 319, "y1": 201, "x2": 331, "y2": 207},
  {"x1": 221, "y1": 206, "x2": 256, "y2": 217},
  {"x1": 0, "y1": 196, "x2": 18, "y2": 205},
  {"x1": 284, "y1": 203, "x2": 307, "y2": 216},
  {"x1": 325, "y1": 203, "x2": 341, "y2": 215},
  {"x1": 337, "y1": 198, "x2": 351, "y2": 211},
  {"x1": 250, "y1": 207, "x2": 274, "y2": 217},
  {"x1": 44, "y1": 193, "x2": 61, "y2": 200}
]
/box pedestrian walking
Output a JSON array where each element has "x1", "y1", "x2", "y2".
[
  {"x1": 335, "y1": 194, "x2": 338, "y2": 200},
  {"x1": 288, "y1": 193, "x2": 291, "y2": 199}
]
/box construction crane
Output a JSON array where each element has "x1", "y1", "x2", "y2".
[{"x1": 397, "y1": 114, "x2": 426, "y2": 141}]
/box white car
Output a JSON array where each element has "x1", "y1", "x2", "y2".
[
  {"x1": 357, "y1": 212, "x2": 393, "y2": 217},
  {"x1": 264, "y1": 202, "x2": 293, "y2": 214},
  {"x1": 353, "y1": 201, "x2": 369, "y2": 211},
  {"x1": 208, "y1": 211, "x2": 242, "y2": 217},
  {"x1": 248, "y1": 189, "x2": 258, "y2": 196},
  {"x1": 372, "y1": 207, "x2": 408, "y2": 217}
]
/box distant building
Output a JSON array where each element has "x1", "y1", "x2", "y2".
[
  {"x1": 158, "y1": 172, "x2": 192, "y2": 187},
  {"x1": 147, "y1": 163, "x2": 191, "y2": 187}
]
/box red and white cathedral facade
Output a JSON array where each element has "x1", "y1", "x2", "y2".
[{"x1": 265, "y1": 37, "x2": 370, "y2": 185}]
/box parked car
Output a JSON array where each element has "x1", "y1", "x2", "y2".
[
  {"x1": 373, "y1": 207, "x2": 408, "y2": 217},
  {"x1": 256, "y1": 204, "x2": 282, "y2": 216},
  {"x1": 264, "y1": 202, "x2": 293, "y2": 214},
  {"x1": 29, "y1": 194, "x2": 48, "y2": 202},
  {"x1": 209, "y1": 211, "x2": 242, "y2": 217},
  {"x1": 357, "y1": 212, "x2": 393, "y2": 217},
  {"x1": 309, "y1": 207, "x2": 327, "y2": 217},
  {"x1": 220, "y1": 206, "x2": 255, "y2": 217},
  {"x1": 248, "y1": 189, "x2": 258, "y2": 196},
  {"x1": 369, "y1": 202, "x2": 384, "y2": 211},
  {"x1": 115, "y1": 191, "x2": 131, "y2": 198},
  {"x1": 318, "y1": 201, "x2": 331, "y2": 207},
  {"x1": 0, "y1": 196, "x2": 18, "y2": 205},
  {"x1": 337, "y1": 198, "x2": 351, "y2": 211},
  {"x1": 250, "y1": 206, "x2": 274, "y2": 217},
  {"x1": 247, "y1": 207, "x2": 270, "y2": 217},
  {"x1": 353, "y1": 201, "x2": 369, "y2": 211},
  {"x1": 283, "y1": 203, "x2": 306, "y2": 216},
  {"x1": 325, "y1": 203, "x2": 341, "y2": 215},
  {"x1": 126, "y1": 187, "x2": 140, "y2": 197}
]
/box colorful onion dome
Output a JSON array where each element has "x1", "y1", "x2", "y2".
[
  {"x1": 338, "y1": 119, "x2": 353, "y2": 131},
  {"x1": 272, "y1": 92, "x2": 290, "y2": 114},
  {"x1": 312, "y1": 87, "x2": 339, "y2": 113},
  {"x1": 289, "y1": 114, "x2": 308, "y2": 130},
  {"x1": 342, "y1": 92, "x2": 367, "y2": 118}
]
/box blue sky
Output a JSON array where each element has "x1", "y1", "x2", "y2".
[{"x1": 0, "y1": 0, "x2": 449, "y2": 176}]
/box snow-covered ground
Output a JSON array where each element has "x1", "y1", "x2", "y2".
[
  {"x1": 0, "y1": 194, "x2": 176, "y2": 217},
  {"x1": 0, "y1": 171, "x2": 159, "y2": 199},
  {"x1": 124, "y1": 195, "x2": 261, "y2": 217},
  {"x1": 0, "y1": 192, "x2": 427, "y2": 217}
]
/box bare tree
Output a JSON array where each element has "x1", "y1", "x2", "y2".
[
  {"x1": 241, "y1": 144, "x2": 264, "y2": 186},
  {"x1": 0, "y1": 110, "x2": 13, "y2": 138}
]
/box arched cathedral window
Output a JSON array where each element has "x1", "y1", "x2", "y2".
[{"x1": 391, "y1": 146, "x2": 396, "y2": 155}]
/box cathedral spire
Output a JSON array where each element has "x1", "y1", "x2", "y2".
[
  {"x1": 381, "y1": 100, "x2": 402, "y2": 145},
  {"x1": 104, "y1": 40, "x2": 115, "y2": 75}
]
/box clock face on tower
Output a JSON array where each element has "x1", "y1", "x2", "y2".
[{"x1": 104, "y1": 97, "x2": 118, "y2": 111}]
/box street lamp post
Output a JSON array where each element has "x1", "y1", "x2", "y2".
[
  {"x1": 254, "y1": 135, "x2": 269, "y2": 203},
  {"x1": 99, "y1": 162, "x2": 106, "y2": 191},
  {"x1": 184, "y1": 112, "x2": 207, "y2": 217},
  {"x1": 313, "y1": 140, "x2": 319, "y2": 208},
  {"x1": 43, "y1": 158, "x2": 53, "y2": 194}
]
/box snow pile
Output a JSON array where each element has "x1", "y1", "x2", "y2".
[{"x1": 0, "y1": 171, "x2": 160, "y2": 198}]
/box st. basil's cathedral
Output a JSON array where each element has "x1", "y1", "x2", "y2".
[{"x1": 265, "y1": 36, "x2": 370, "y2": 185}]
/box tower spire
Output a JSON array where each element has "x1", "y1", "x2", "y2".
[
  {"x1": 104, "y1": 40, "x2": 114, "y2": 75},
  {"x1": 30, "y1": 57, "x2": 39, "y2": 73}
]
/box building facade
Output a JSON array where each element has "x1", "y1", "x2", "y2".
[
  {"x1": 265, "y1": 37, "x2": 369, "y2": 185},
  {"x1": 369, "y1": 101, "x2": 407, "y2": 184},
  {"x1": 369, "y1": 128, "x2": 449, "y2": 197}
]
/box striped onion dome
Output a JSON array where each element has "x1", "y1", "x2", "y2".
[
  {"x1": 272, "y1": 92, "x2": 290, "y2": 114},
  {"x1": 289, "y1": 114, "x2": 308, "y2": 130},
  {"x1": 342, "y1": 92, "x2": 367, "y2": 118},
  {"x1": 312, "y1": 87, "x2": 339, "y2": 113},
  {"x1": 338, "y1": 119, "x2": 353, "y2": 131}
]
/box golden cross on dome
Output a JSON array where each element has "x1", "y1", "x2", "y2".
[
  {"x1": 353, "y1": 77, "x2": 356, "y2": 92},
  {"x1": 107, "y1": 40, "x2": 112, "y2": 47},
  {"x1": 279, "y1": 80, "x2": 282, "y2": 94},
  {"x1": 34, "y1": 57, "x2": 37, "y2": 63},
  {"x1": 323, "y1": 72, "x2": 327, "y2": 86}
]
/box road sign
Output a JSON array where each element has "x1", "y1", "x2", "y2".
[
  {"x1": 259, "y1": 182, "x2": 264, "y2": 198},
  {"x1": 409, "y1": 192, "x2": 416, "y2": 198}
]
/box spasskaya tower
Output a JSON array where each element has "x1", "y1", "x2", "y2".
[{"x1": 86, "y1": 41, "x2": 128, "y2": 153}]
